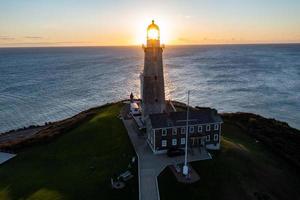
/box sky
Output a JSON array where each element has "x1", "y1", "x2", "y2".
[{"x1": 0, "y1": 0, "x2": 300, "y2": 47}]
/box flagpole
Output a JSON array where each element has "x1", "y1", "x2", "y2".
[{"x1": 183, "y1": 90, "x2": 190, "y2": 176}]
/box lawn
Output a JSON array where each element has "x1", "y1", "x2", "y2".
[
  {"x1": 158, "y1": 121, "x2": 300, "y2": 200},
  {"x1": 0, "y1": 102, "x2": 138, "y2": 200}
]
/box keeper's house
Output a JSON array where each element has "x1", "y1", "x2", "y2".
[{"x1": 146, "y1": 109, "x2": 223, "y2": 154}]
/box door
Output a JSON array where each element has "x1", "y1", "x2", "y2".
[
  {"x1": 190, "y1": 137, "x2": 201, "y2": 146},
  {"x1": 200, "y1": 137, "x2": 205, "y2": 146}
]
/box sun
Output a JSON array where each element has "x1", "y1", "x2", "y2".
[
  {"x1": 148, "y1": 28, "x2": 159, "y2": 40},
  {"x1": 134, "y1": 17, "x2": 172, "y2": 45}
]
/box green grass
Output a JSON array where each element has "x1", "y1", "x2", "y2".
[
  {"x1": 158, "y1": 121, "x2": 300, "y2": 200},
  {"x1": 0, "y1": 103, "x2": 138, "y2": 200}
]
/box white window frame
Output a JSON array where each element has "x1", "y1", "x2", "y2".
[
  {"x1": 206, "y1": 124, "x2": 211, "y2": 131},
  {"x1": 162, "y1": 140, "x2": 167, "y2": 147},
  {"x1": 214, "y1": 134, "x2": 219, "y2": 141},
  {"x1": 150, "y1": 134, "x2": 154, "y2": 144},
  {"x1": 181, "y1": 127, "x2": 186, "y2": 134},
  {"x1": 206, "y1": 135, "x2": 210, "y2": 142},
  {"x1": 180, "y1": 138, "x2": 186, "y2": 145},
  {"x1": 172, "y1": 128, "x2": 177, "y2": 135},
  {"x1": 189, "y1": 126, "x2": 194, "y2": 133},
  {"x1": 162, "y1": 128, "x2": 167, "y2": 136},
  {"x1": 172, "y1": 139, "x2": 177, "y2": 146},
  {"x1": 198, "y1": 125, "x2": 202, "y2": 133},
  {"x1": 214, "y1": 124, "x2": 219, "y2": 131}
]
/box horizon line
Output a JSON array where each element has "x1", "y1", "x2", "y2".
[{"x1": 1, "y1": 42, "x2": 300, "y2": 49}]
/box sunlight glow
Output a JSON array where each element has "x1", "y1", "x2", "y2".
[
  {"x1": 134, "y1": 16, "x2": 174, "y2": 45},
  {"x1": 147, "y1": 28, "x2": 159, "y2": 40},
  {"x1": 1, "y1": 1, "x2": 300, "y2": 47}
]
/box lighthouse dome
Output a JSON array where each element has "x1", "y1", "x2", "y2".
[
  {"x1": 147, "y1": 20, "x2": 160, "y2": 31},
  {"x1": 147, "y1": 20, "x2": 160, "y2": 40}
]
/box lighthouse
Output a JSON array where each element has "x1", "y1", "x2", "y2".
[{"x1": 141, "y1": 20, "x2": 166, "y2": 120}]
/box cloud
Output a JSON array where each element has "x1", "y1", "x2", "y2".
[
  {"x1": 0, "y1": 36, "x2": 15, "y2": 41},
  {"x1": 0, "y1": 41, "x2": 96, "y2": 47},
  {"x1": 175, "y1": 37, "x2": 244, "y2": 45},
  {"x1": 176, "y1": 37, "x2": 196, "y2": 43},
  {"x1": 24, "y1": 36, "x2": 43, "y2": 39}
]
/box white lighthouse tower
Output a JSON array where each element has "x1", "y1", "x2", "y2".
[{"x1": 141, "y1": 20, "x2": 166, "y2": 120}]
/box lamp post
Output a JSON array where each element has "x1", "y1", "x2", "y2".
[{"x1": 183, "y1": 90, "x2": 190, "y2": 176}]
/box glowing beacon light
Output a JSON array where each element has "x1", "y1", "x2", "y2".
[
  {"x1": 146, "y1": 20, "x2": 160, "y2": 47},
  {"x1": 148, "y1": 28, "x2": 159, "y2": 40}
]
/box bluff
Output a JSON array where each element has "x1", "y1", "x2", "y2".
[{"x1": 221, "y1": 112, "x2": 300, "y2": 168}]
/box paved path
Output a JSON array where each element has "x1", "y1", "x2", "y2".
[
  {"x1": 123, "y1": 119, "x2": 212, "y2": 200},
  {"x1": 0, "y1": 152, "x2": 16, "y2": 165}
]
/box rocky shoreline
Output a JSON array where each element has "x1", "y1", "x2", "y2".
[{"x1": 1, "y1": 101, "x2": 299, "y2": 169}]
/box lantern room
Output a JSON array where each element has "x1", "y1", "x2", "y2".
[{"x1": 147, "y1": 20, "x2": 160, "y2": 47}]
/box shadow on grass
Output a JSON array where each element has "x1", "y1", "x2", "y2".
[
  {"x1": 0, "y1": 103, "x2": 138, "y2": 200},
  {"x1": 158, "y1": 122, "x2": 300, "y2": 200}
]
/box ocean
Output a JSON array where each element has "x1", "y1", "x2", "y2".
[{"x1": 0, "y1": 44, "x2": 299, "y2": 132}]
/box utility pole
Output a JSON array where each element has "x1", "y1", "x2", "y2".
[{"x1": 183, "y1": 90, "x2": 190, "y2": 176}]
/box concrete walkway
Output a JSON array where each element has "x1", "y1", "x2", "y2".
[
  {"x1": 0, "y1": 152, "x2": 16, "y2": 165},
  {"x1": 122, "y1": 119, "x2": 212, "y2": 200}
]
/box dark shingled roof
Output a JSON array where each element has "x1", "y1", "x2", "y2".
[{"x1": 148, "y1": 109, "x2": 223, "y2": 129}]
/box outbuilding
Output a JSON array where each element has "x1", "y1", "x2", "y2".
[{"x1": 145, "y1": 109, "x2": 223, "y2": 154}]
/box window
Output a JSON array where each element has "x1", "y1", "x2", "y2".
[
  {"x1": 206, "y1": 124, "x2": 211, "y2": 131},
  {"x1": 189, "y1": 126, "x2": 194, "y2": 133},
  {"x1": 162, "y1": 129, "x2": 167, "y2": 136},
  {"x1": 214, "y1": 134, "x2": 219, "y2": 141},
  {"x1": 181, "y1": 127, "x2": 186, "y2": 134},
  {"x1": 180, "y1": 138, "x2": 186, "y2": 145},
  {"x1": 214, "y1": 124, "x2": 219, "y2": 131},
  {"x1": 206, "y1": 135, "x2": 210, "y2": 142},
  {"x1": 172, "y1": 128, "x2": 177, "y2": 135},
  {"x1": 172, "y1": 139, "x2": 177, "y2": 146},
  {"x1": 162, "y1": 140, "x2": 167, "y2": 147},
  {"x1": 198, "y1": 125, "x2": 202, "y2": 133}
]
